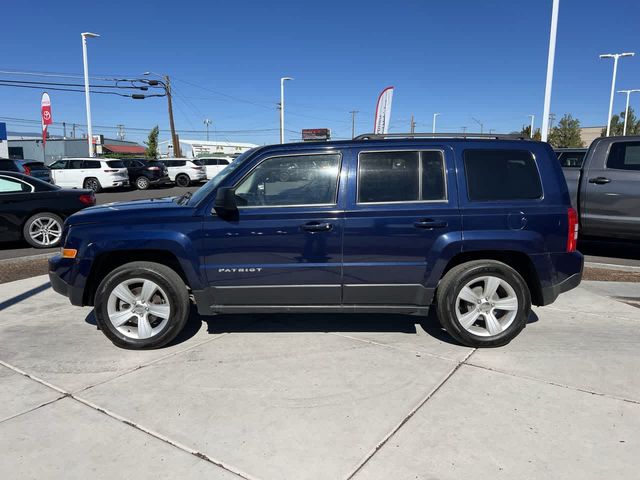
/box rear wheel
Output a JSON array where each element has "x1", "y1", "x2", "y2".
[
  {"x1": 23, "y1": 212, "x2": 63, "y2": 248},
  {"x1": 94, "y1": 261, "x2": 190, "y2": 349},
  {"x1": 436, "y1": 260, "x2": 531, "y2": 347},
  {"x1": 83, "y1": 177, "x2": 102, "y2": 193},
  {"x1": 175, "y1": 174, "x2": 190, "y2": 187},
  {"x1": 135, "y1": 176, "x2": 150, "y2": 190}
]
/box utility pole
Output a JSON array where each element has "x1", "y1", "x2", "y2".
[
  {"x1": 204, "y1": 119, "x2": 212, "y2": 141},
  {"x1": 549, "y1": 113, "x2": 556, "y2": 129},
  {"x1": 117, "y1": 124, "x2": 125, "y2": 141},
  {"x1": 62, "y1": 122, "x2": 67, "y2": 139},
  {"x1": 164, "y1": 75, "x2": 181, "y2": 157},
  {"x1": 280, "y1": 77, "x2": 293, "y2": 144},
  {"x1": 461, "y1": 126, "x2": 467, "y2": 134},
  {"x1": 410, "y1": 114, "x2": 416, "y2": 134},
  {"x1": 350, "y1": 110, "x2": 359, "y2": 139},
  {"x1": 472, "y1": 117, "x2": 484, "y2": 134},
  {"x1": 72, "y1": 124, "x2": 76, "y2": 138}
]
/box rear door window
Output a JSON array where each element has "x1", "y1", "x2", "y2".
[
  {"x1": 106, "y1": 160, "x2": 125, "y2": 168},
  {"x1": 82, "y1": 160, "x2": 100, "y2": 169},
  {"x1": 0, "y1": 176, "x2": 31, "y2": 193},
  {"x1": 606, "y1": 142, "x2": 640, "y2": 171},
  {"x1": 69, "y1": 160, "x2": 85, "y2": 169},
  {"x1": 357, "y1": 150, "x2": 446, "y2": 203},
  {"x1": 464, "y1": 149, "x2": 542, "y2": 201},
  {"x1": 49, "y1": 160, "x2": 67, "y2": 169}
]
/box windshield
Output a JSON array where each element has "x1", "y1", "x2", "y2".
[{"x1": 187, "y1": 148, "x2": 257, "y2": 206}]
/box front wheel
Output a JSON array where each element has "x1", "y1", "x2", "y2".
[
  {"x1": 135, "y1": 176, "x2": 150, "y2": 190},
  {"x1": 436, "y1": 260, "x2": 531, "y2": 347},
  {"x1": 175, "y1": 174, "x2": 190, "y2": 187},
  {"x1": 94, "y1": 262, "x2": 190, "y2": 349}
]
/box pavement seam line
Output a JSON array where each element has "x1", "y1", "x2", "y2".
[
  {"x1": 344, "y1": 348, "x2": 477, "y2": 480},
  {"x1": 464, "y1": 361, "x2": 640, "y2": 405},
  {"x1": 0, "y1": 394, "x2": 69, "y2": 424},
  {"x1": 75, "y1": 332, "x2": 231, "y2": 394},
  {"x1": 70, "y1": 394, "x2": 259, "y2": 480},
  {"x1": 329, "y1": 332, "x2": 458, "y2": 363}
]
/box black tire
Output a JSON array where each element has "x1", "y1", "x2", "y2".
[
  {"x1": 175, "y1": 174, "x2": 190, "y2": 187},
  {"x1": 83, "y1": 177, "x2": 102, "y2": 193},
  {"x1": 436, "y1": 260, "x2": 531, "y2": 348},
  {"x1": 94, "y1": 261, "x2": 190, "y2": 349},
  {"x1": 135, "y1": 176, "x2": 150, "y2": 190},
  {"x1": 23, "y1": 212, "x2": 64, "y2": 248}
]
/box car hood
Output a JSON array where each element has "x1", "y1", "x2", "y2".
[{"x1": 66, "y1": 197, "x2": 194, "y2": 225}]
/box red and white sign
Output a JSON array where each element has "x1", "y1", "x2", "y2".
[
  {"x1": 41, "y1": 92, "x2": 52, "y2": 145},
  {"x1": 373, "y1": 86, "x2": 394, "y2": 134}
]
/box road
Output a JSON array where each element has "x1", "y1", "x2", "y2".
[{"x1": 1, "y1": 185, "x2": 639, "y2": 268}]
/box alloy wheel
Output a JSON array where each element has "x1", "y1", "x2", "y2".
[{"x1": 28, "y1": 216, "x2": 62, "y2": 247}]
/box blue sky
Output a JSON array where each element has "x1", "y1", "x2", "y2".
[{"x1": 1, "y1": 0, "x2": 640, "y2": 145}]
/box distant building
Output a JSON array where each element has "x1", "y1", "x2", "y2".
[
  {"x1": 159, "y1": 139, "x2": 258, "y2": 158},
  {"x1": 579, "y1": 126, "x2": 604, "y2": 147},
  {"x1": 7, "y1": 135, "x2": 145, "y2": 165}
]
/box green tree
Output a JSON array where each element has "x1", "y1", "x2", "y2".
[
  {"x1": 519, "y1": 125, "x2": 542, "y2": 140},
  {"x1": 548, "y1": 114, "x2": 583, "y2": 148},
  {"x1": 144, "y1": 126, "x2": 160, "y2": 159},
  {"x1": 601, "y1": 107, "x2": 640, "y2": 136}
]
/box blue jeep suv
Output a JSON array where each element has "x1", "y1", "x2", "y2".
[{"x1": 49, "y1": 134, "x2": 583, "y2": 349}]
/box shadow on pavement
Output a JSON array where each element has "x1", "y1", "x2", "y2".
[{"x1": 0, "y1": 282, "x2": 51, "y2": 312}]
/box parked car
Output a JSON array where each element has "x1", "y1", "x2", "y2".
[
  {"x1": 50, "y1": 134, "x2": 583, "y2": 350},
  {"x1": 119, "y1": 158, "x2": 171, "y2": 190},
  {"x1": 561, "y1": 136, "x2": 640, "y2": 240},
  {"x1": 48, "y1": 158, "x2": 129, "y2": 192},
  {"x1": 158, "y1": 158, "x2": 207, "y2": 186},
  {"x1": 0, "y1": 158, "x2": 52, "y2": 183},
  {"x1": 555, "y1": 148, "x2": 587, "y2": 168},
  {"x1": 0, "y1": 171, "x2": 95, "y2": 248},
  {"x1": 198, "y1": 157, "x2": 231, "y2": 179}
]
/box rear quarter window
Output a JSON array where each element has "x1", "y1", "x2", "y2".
[
  {"x1": 464, "y1": 149, "x2": 542, "y2": 201},
  {"x1": 106, "y1": 160, "x2": 125, "y2": 168}
]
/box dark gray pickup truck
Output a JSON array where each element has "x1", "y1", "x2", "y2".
[{"x1": 561, "y1": 136, "x2": 640, "y2": 240}]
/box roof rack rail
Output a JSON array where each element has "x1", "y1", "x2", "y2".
[{"x1": 353, "y1": 132, "x2": 529, "y2": 141}]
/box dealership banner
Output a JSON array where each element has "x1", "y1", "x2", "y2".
[
  {"x1": 41, "y1": 92, "x2": 52, "y2": 146},
  {"x1": 373, "y1": 86, "x2": 394, "y2": 134}
]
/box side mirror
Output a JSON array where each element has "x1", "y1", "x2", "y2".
[{"x1": 213, "y1": 187, "x2": 238, "y2": 217}]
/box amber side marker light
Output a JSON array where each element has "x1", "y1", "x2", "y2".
[{"x1": 61, "y1": 249, "x2": 78, "y2": 259}]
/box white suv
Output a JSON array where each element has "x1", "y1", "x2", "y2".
[
  {"x1": 199, "y1": 157, "x2": 232, "y2": 179},
  {"x1": 159, "y1": 158, "x2": 207, "y2": 187},
  {"x1": 48, "y1": 158, "x2": 129, "y2": 192}
]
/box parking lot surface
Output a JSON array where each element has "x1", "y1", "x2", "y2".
[{"x1": 0, "y1": 275, "x2": 638, "y2": 479}]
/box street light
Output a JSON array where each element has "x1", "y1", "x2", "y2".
[
  {"x1": 617, "y1": 89, "x2": 640, "y2": 136},
  {"x1": 280, "y1": 77, "x2": 293, "y2": 144},
  {"x1": 541, "y1": 0, "x2": 559, "y2": 142},
  {"x1": 432, "y1": 113, "x2": 440, "y2": 134},
  {"x1": 204, "y1": 118, "x2": 212, "y2": 141},
  {"x1": 600, "y1": 52, "x2": 635, "y2": 136},
  {"x1": 81, "y1": 32, "x2": 99, "y2": 157},
  {"x1": 528, "y1": 114, "x2": 535, "y2": 138}
]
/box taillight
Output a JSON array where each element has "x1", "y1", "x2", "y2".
[
  {"x1": 23, "y1": 166, "x2": 32, "y2": 176},
  {"x1": 191, "y1": 166, "x2": 203, "y2": 170},
  {"x1": 147, "y1": 166, "x2": 160, "y2": 171},
  {"x1": 79, "y1": 193, "x2": 96, "y2": 206},
  {"x1": 104, "y1": 169, "x2": 119, "y2": 173},
  {"x1": 567, "y1": 207, "x2": 578, "y2": 252}
]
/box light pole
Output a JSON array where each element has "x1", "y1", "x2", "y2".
[
  {"x1": 600, "y1": 52, "x2": 635, "y2": 136},
  {"x1": 528, "y1": 114, "x2": 535, "y2": 138},
  {"x1": 280, "y1": 77, "x2": 293, "y2": 144},
  {"x1": 432, "y1": 113, "x2": 440, "y2": 133},
  {"x1": 204, "y1": 118, "x2": 212, "y2": 141},
  {"x1": 618, "y1": 89, "x2": 640, "y2": 136},
  {"x1": 81, "y1": 32, "x2": 99, "y2": 157},
  {"x1": 541, "y1": 0, "x2": 559, "y2": 142},
  {"x1": 350, "y1": 110, "x2": 359, "y2": 139}
]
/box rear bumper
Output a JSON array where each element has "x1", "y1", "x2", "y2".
[
  {"x1": 537, "y1": 251, "x2": 584, "y2": 306},
  {"x1": 540, "y1": 271, "x2": 582, "y2": 306}
]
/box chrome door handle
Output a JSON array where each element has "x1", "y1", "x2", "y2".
[
  {"x1": 414, "y1": 219, "x2": 448, "y2": 229},
  {"x1": 588, "y1": 177, "x2": 611, "y2": 185},
  {"x1": 302, "y1": 222, "x2": 333, "y2": 232}
]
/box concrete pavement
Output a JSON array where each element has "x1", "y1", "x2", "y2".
[{"x1": 0, "y1": 275, "x2": 638, "y2": 479}]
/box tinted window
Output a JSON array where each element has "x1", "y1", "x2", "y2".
[
  {"x1": 607, "y1": 142, "x2": 640, "y2": 171},
  {"x1": 106, "y1": 160, "x2": 125, "y2": 168},
  {"x1": 235, "y1": 153, "x2": 341, "y2": 206},
  {"x1": 464, "y1": 150, "x2": 542, "y2": 201},
  {"x1": 557, "y1": 151, "x2": 585, "y2": 168},
  {"x1": 219, "y1": 159, "x2": 230, "y2": 165},
  {"x1": 203, "y1": 159, "x2": 217, "y2": 166},
  {"x1": 69, "y1": 160, "x2": 85, "y2": 169},
  {"x1": 192, "y1": 159, "x2": 204, "y2": 166},
  {"x1": 24, "y1": 162, "x2": 48, "y2": 171},
  {"x1": 358, "y1": 151, "x2": 446, "y2": 203},
  {"x1": 83, "y1": 160, "x2": 100, "y2": 169},
  {"x1": 49, "y1": 160, "x2": 67, "y2": 169},
  {"x1": 0, "y1": 177, "x2": 31, "y2": 193},
  {"x1": 0, "y1": 160, "x2": 18, "y2": 171},
  {"x1": 175, "y1": 160, "x2": 186, "y2": 167}
]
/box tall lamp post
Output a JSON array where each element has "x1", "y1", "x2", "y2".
[
  {"x1": 204, "y1": 118, "x2": 212, "y2": 141},
  {"x1": 600, "y1": 52, "x2": 635, "y2": 136},
  {"x1": 618, "y1": 89, "x2": 640, "y2": 136},
  {"x1": 81, "y1": 32, "x2": 99, "y2": 157},
  {"x1": 541, "y1": 0, "x2": 559, "y2": 142},
  {"x1": 432, "y1": 113, "x2": 440, "y2": 133},
  {"x1": 528, "y1": 114, "x2": 535, "y2": 138},
  {"x1": 280, "y1": 77, "x2": 293, "y2": 144}
]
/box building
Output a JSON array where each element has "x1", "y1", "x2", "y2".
[
  {"x1": 579, "y1": 126, "x2": 604, "y2": 147},
  {"x1": 159, "y1": 139, "x2": 258, "y2": 158},
  {"x1": 7, "y1": 135, "x2": 145, "y2": 165}
]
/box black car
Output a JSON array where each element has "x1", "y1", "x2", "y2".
[
  {"x1": 119, "y1": 158, "x2": 170, "y2": 190},
  {"x1": 0, "y1": 158, "x2": 52, "y2": 183},
  {"x1": 0, "y1": 171, "x2": 95, "y2": 248}
]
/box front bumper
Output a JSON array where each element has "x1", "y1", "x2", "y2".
[{"x1": 49, "y1": 255, "x2": 85, "y2": 306}]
